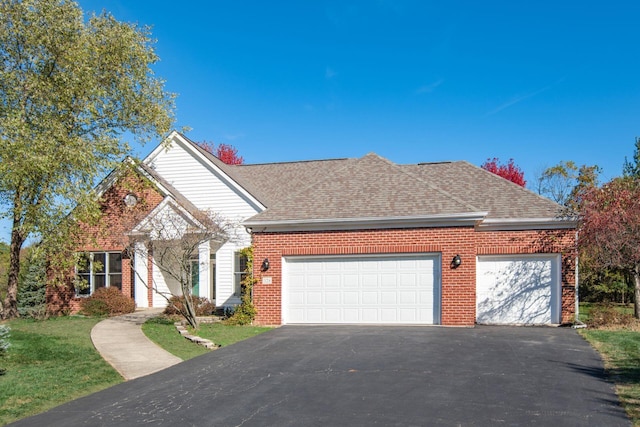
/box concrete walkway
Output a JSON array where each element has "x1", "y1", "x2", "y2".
[{"x1": 91, "y1": 308, "x2": 182, "y2": 380}]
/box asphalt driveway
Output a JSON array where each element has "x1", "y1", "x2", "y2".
[{"x1": 11, "y1": 326, "x2": 630, "y2": 426}]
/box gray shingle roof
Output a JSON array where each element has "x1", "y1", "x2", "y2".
[
  {"x1": 169, "y1": 136, "x2": 563, "y2": 224},
  {"x1": 242, "y1": 153, "x2": 482, "y2": 222},
  {"x1": 229, "y1": 153, "x2": 563, "y2": 224},
  {"x1": 402, "y1": 161, "x2": 562, "y2": 220}
]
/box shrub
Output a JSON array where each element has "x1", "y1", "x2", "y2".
[
  {"x1": 0, "y1": 325, "x2": 10, "y2": 375},
  {"x1": 587, "y1": 303, "x2": 636, "y2": 328},
  {"x1": 224, "y1": 246, "x2": 257, "y2": 326},
  {"x1": 0, "y1": 325, "x2": 10, "y2": 356},
  {"x1": 163, "y1": 295, "x2": 216, "y2": 317},
  {"x1": 80, "y1": 287, "x2": 136, "y2": 317}
]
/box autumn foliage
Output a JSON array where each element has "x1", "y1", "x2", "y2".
[
  {"x1": 481, "y1": 158, "x2": 526, "y2": 187},
  {"x1": 196, "y1": 141, "x2": 244, "y2": 165},
  {"x1": 579, "y1": 177, "x2": 640, "y2": 318}
]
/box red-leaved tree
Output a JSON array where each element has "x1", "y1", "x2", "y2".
[
  {"x1": 481, "y1": 158, "x2": 526, "y2": 187},
  {"x1": 579, "y1": 177, "x2": 640, "y2": 318},
  {"x1": 196, "y1": 141, "x2": 244, "y2": 165}
]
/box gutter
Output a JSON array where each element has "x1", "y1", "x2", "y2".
[
  {"x1": 476, "y1": 217, "x2": 578, "y2": 231},
  {"x1": 244, "y1": 212, "x2": 489, "y2": 232}
]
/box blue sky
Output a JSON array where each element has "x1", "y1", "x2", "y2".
[
  {"x1": 84, "y1": 0, "x2": 639, "y2": 180},
  {"x1": 1, "y1": 1, "x2": 639, "y2": 240}
]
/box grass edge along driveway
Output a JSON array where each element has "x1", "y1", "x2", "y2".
[{"x1": 580, "y1": 328, "x2": 640, "y2": 426}]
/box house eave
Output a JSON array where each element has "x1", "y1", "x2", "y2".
[
  {"x1": 244, "y1": 212, "x2": 489, "y2": 232},
  {"x1": 476, "y1": 217, "x2": 578, "y2": 231}
]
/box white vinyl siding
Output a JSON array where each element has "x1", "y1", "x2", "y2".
[
  {"x1": 147, "y1": 139, "x2": 261, "y2": 219},
  {"x1": 143, "y1": 135, "x2": 259, "y2": 308},
  {"x1": 283, "y1": 254, "x2": 441, "y2": 324},
  {"x1": 476, "y1": 254, "x2": 561, "y2": 325}
]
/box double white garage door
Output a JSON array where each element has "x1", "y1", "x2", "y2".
[
  {"x1": 283, "y1": 254, "x2": 440, "y2": 324},
  {"x1": 282, "y1": 254, "x2": 561, "y2": 325}
]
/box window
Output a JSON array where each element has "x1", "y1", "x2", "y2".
[
  {"x1": 76, "y1": 252, "x2": 122, "y2": 296},
  {"x1": 190, "y1": 259, "x2": 200, "y2": 297},
  {"x1": 233, "y1": 251, "x2": 248, "y2": 297}
]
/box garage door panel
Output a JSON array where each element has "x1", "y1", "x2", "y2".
[
  {"x1": 284, "y1": 254, "x2": 440, "y2": 324},
  {"x1": 380, "y1": 291, "x2": 397, "y2": 304},
  {"x1": 477, "y1": 255, "x2": 560, "y2": 325}
]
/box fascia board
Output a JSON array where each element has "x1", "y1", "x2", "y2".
[
  {"x1": 244, "y1": 212, "x2": 489, "y2": 232},
  {"x1": 476, "y1": 217, "x2": 578, "y2": 231},
  {"x1": 130, "y1": 197, "x2": 204, "y2": 234}
]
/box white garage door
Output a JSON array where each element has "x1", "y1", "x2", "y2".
[
  {"x1": 283, "y1": 254, "x2": 440, "y2": 324},
  {"x1": 476, "y1": 255, "x2": 561, "y2": 325}
]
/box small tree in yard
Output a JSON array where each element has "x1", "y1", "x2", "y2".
[
  {"x1": 481, "y1": 158, "x2": 526, "y2": 187},
  {"x1": 128, "y1": 207, "x2": 230, "y2": 329},
  {"x1": 17, "y1": 247, "x2": 47, "y2": 319},
  {"x1": 579, "y1": 177, "x2": 640, "y2": 319}
]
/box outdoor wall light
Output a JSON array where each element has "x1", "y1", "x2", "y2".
[
  {"x1": 261, "y1": 258, "x2": 270, "y2": 271},
  {"x1": 451, "y1": 254, "x2": 462, "y2": 269}
]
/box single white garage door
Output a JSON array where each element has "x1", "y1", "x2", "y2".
[
  {"x1": 476, "y1": 254, "x2": 561, "y2": 325},
  {"x1": 283, "y1": 254, "x2": 441, "y2": 324}
]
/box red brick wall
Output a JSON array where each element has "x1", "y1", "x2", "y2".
[
  {"x1": 47, "y1": 170, "x2": 164, "y2": 314},
  {"x1": 251, "y1": 227, "x2": 576, "y2": 326}
]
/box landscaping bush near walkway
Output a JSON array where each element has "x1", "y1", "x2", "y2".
[
  {"x1": 80, "y1": 287, "x2": 136, "y2": 317},
  {"x1": 163, "y1": 295, "x2": 216, "y2": 317}
]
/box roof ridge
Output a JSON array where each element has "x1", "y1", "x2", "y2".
[
  {"x1": 237, "y1": 157, "x2": 352, "y2": 167},
  {"x1": 395, "y1": 161, "x2": 483, "y2": 213},
  {"x1": 258, "y1": 156, "x2": 362, "y2": 207}
]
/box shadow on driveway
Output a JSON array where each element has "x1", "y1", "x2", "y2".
[{"x1": 10, "y1": 325, "x2": 631, "y2": 426}]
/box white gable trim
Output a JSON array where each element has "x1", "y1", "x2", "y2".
[
  {"x1": 93, "y1": 157, "x2": 173, "y2": 201},
  {"x1": 144, "y1": 131, "x2": 266, "y2": 212},
  {"x1": 130, "y1": 196, "x2": 203, "y2": 235},
  {"x1": 244, "y1": 212, "x2": 489, "y2": 232}
]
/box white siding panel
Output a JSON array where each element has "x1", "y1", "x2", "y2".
[
  {"x1": 151, "y1": 260, "x2": 172, "y2": 308},
  {"x1": 149, "y1": 141, "x2": 260, "y2": 219},
  {"x1": 214, "y1": 237, "x2": 250, "y2": 307}
]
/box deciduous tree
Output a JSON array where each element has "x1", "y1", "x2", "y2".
[
  {"x1": 579, "y1": 177, "x2": 640, "y2": 318},
  {"x1": 196, "y1": 141, "x2": 244, "y2": 165},
  {"x1": 0, "y1": 0, "x2": 175, "y2": 318},
  {"x1": 481, "y1": 158, "x2": 526, "y2": 187},
  {"x1": 535, "y1": 161, "x2": 600, "y2": 210}
]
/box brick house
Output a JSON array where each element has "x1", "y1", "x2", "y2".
[{"x1": 50, "y1": 131, "x2": 577, "y2": 326}]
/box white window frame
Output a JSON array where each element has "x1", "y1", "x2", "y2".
[
  {"x1": 233, "y1": 251, "x2": 248, "y2": 297},
  {"x1": 76, "y1": 252, "x2": 123, "y2": 296}
]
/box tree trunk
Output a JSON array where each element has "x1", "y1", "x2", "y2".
[
  {"x1": 2, "y1": 224, "x2": 24, "y2": 320},
  {"x1": 634, "y1": 268, "x2": 640, "y2": 320}
]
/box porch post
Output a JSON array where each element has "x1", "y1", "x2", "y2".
[{"x1": 198, "y1": 240, "x2": 211, "y2": 300}]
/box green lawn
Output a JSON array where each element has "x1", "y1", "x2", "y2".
[
  {"x1": 0, "y1": 316, "x2": 123, "y2": 425},
  {"x1": 579, "y1": 304, "x2": 640, "y2": 426},
  {"x1": 141, "y1": 317, "x2": 272, "y2": 360}
]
